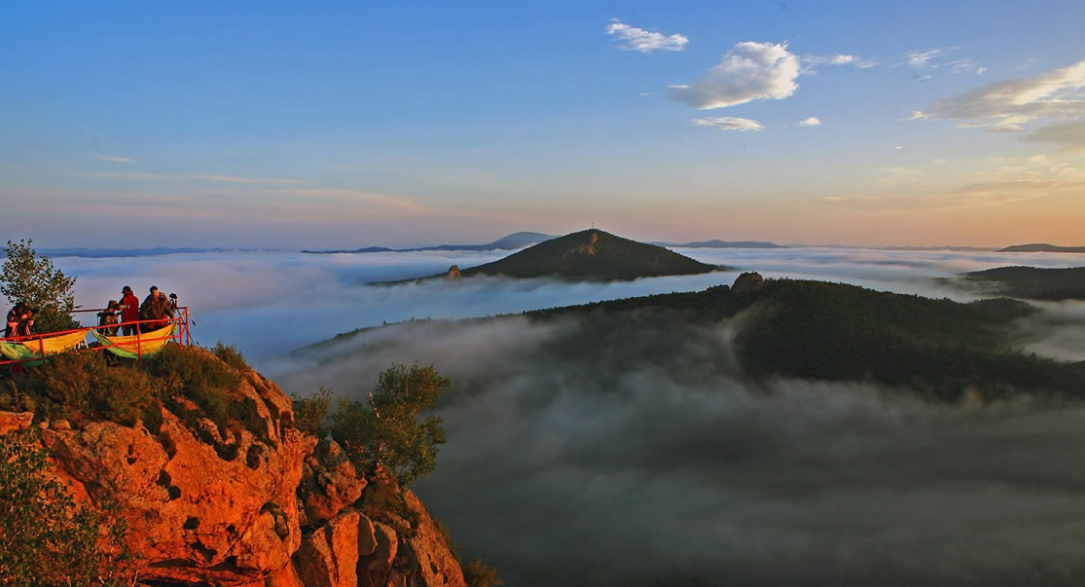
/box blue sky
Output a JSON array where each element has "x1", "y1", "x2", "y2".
[{"x1": 2, "y1": 0, "x2": 1083, "y2": 248}]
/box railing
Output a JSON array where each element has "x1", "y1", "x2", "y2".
[{"x1": 0, "y1": 306, "x2": 192, "y2": 367}]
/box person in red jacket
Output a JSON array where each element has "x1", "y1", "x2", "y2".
[{"x1": 120, "y1": 285, "x2": 141, "y2": 335}]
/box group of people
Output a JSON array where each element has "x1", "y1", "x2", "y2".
[
  {"x1": 96, "y1": 285, "x2": 177, "y2": 336},
  {"x1": 2, "y1": 285, "x2": 178, "y2": 341},
  {"x1": 4, "y1": 303, "x2": 36, "y2": 339}
]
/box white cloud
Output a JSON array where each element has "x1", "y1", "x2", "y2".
[
  {"x1": 670, "y1": 42, "x2": 801, "y2": 109},
  {"x1": 798, "y1": 117, "x2": 822, "y2": 127},
  {"x1": 920, "y1": 58, "x2": 1085, "y2": 131},
  {"x1": 907, "y1": 110, "x2": 930, "y2": 121},
  {"x1": 95, "y1": 154, "x2": 135, "y2": 164},
  {"x1": 906, "y1": 49, "x2": 944, "y2": 69},
  {"x1": 977, "y1": 67, "x2": 988, "y2": 75},
  {"x1": 691, "y1": 117, "x2": 765, "y2": 132},
  {"x1": 914, "y1": 74, "x2": 933, "y2": 83},
  {"x1": 606, "y1": 19, "x2": 688, "y2": 53},
  {"x1": 804, "y1": 53, "x2": 878, "y2": 69}
]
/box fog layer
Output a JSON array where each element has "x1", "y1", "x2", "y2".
[
  {"x1": 54, "y1": 247, "x2": 1085, "y2": 366},
  {"x1": 278, "y1": 310, "x2": 1085, "y2": 586}
]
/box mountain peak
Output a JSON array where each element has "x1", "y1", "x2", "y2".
[{"x1": 459, "y1": 229, "x2": 721, "y2": 281}]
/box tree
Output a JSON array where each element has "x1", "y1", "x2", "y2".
[
  {"x1": 1, "y1": 239, "x2": 80, "y2": 333},
  {"x1": 330, "y1": 363, "x2": 449, "y2": 487},
  {"x1": 0, "y1": 430, "x2": 137, "y2": 586}
]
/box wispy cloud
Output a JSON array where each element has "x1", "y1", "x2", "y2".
[
  {"x1": 824, "y1": 154, "x2": 1085, "y2": 210},
  {"x1": 670, "y1": 41, "x2": 801, "y2": 109},
  {"x1": 606, "y1": 19, "x2": 688, "y2": 53},
  {"x1": 95, "y1": 154, "x2": 135, "y2": 164},
  {"x1": 691, "y1": 117, "x2": 765, "y2": 132},
  {"x1": 1022, "y1": 120, "x2": 1085, "y2": 150},
  {"x1": 915, "y1": 58, "x2": 1085, "y2": 132},
  {"x1": 803, "y1": 53, "x2": 878, "y2": 70},
  {"x1": 67, "y1": 171, "x2": 306, "y2": 185},
  {"x1": 798, "y1": 117, "x2": 822, "y2": 127},
  {"x1": 900, "y1": 47, "x2": 984, "y2": 80},
  {"x1": 905, "y1": 48, "x2": 945, "y2": 69}
]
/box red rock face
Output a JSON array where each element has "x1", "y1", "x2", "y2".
[
  {"x1": 39, "y1": 367, "x2": 317, "y2": 585},
  {"x1": 1, "y1": 355, "x2": 469, "y2": 587}
]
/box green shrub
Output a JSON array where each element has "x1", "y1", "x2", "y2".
[
  {"x1": 0, "y1": 430, "x2": 136, "y2": 586},
  {"x1": 292, "y1": 387, "x2": 333, "y2": 437},
  {"x1": 330, "y1": 363, "x2": 449, "y2": 487},
  {"x1": 462, "y1": 558, "x2": 503, "y2": 587},
  {"x1": 0, "y1": 352, "x2": 152, "y2": 425},
  {"x1": 0, "y1": 239, "x2": 80, "y2": 334},
  {"x1": 211, "y1": 341, "x2": 249, "y2": 371}
]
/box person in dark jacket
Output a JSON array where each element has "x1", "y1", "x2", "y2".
[
  {"x1": 97, "y1": 300, "x2": 122, "y2": 336},
  {"x1": 15, "y1": 307, "x2": 35, "y2": 337},
  {"x1": 5, "y1": 303, "x2": 27, "y2": 339},
  {"x1": 120, "y1": 286, "x2": 141, "y2": 335},
  {"x1": 139, "y1": 286, "x2": 174, "y2": 333}
]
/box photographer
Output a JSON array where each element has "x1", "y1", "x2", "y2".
[{"x1": 97, "y1": 300, "x2": 123, "y2": 336}]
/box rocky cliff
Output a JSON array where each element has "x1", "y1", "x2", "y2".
[{"x1": 0, "y1": 351, "x2": 466, "y2": 587}]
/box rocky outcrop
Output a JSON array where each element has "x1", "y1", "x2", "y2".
[
  {"x1": 447, "y1": 265, "x2": 461, "y2": 279},
  {"x1": 0, "y1": 410, "x2": 33, "y2": 434},
  {"x1": 0, "y1": 355, "x2": 469, "y2": 587},
  {"x1": 299, "y1": 440, "x2": 367, "y2": 526},
  {"x1": 39, "y1": 370, "x2": 316, "y2": 585},
  {"x1": 732, "y1": 271, "x2": 765, "y2": 294}
]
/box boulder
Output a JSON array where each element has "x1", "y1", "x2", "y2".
[
  {"x1": 299, "y1": 440, "x2": 366, "y2": 525},
  {"x1": 0, "y1": 410, "x2": 34, "y2": 435},
  {"x1": 447, "y1": 265, "x2": 461, "y2": 279}
]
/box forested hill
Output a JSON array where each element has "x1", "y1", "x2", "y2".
[
  {"x1": 311, "y1": 277, "x2": 1085, "y2": 402},
  {"x1": 963, "y1": 266, "x2": 1085, "y2": 300},
  {"x1": 459, "y1": 229, "x2": 720, "y2": 281},
  {"x1": 525, "y1": 278, "x2": 1082, "y2": 400}
]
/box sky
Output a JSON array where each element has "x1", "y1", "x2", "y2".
[{"x1": 2, "y1": 0, "x2": 1084, "y2": 248}]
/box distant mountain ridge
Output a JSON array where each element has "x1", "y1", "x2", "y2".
[
  {"x1": 302, "y1": 232, "x2": 555, "y2": 254},
  {"x1": 457, "y1": 229, "x2": 722, "y2": 281},
  {"x1": 998, "y1": 243, "x2": 1085, "y2": 253}
]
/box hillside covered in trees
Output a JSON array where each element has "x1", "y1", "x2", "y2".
[{"x1": 961, "y1": 266, "x2": 1085, "y2": 301}]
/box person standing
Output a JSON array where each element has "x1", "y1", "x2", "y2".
[
  {"x1": 139, "y1": 286, "x2": 173, "y2": 333},
  {"x1": 97, "y1": 300, "x2": 122, "y2": 336},
  {"x1": 120, "y1": 286, "x2": 140, "y2": 335}
]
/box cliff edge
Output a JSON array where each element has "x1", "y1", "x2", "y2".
[{"x1": 0, "y1": 348, "x2": 466, "y2": 587}]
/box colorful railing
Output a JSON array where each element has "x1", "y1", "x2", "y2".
[{"x1": 0, "y1": 307, "x2": 192, "y2": 366}]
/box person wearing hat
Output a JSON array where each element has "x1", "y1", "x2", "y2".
[
  {"x1": 120, "y1": 286, "x2": 140, "y2": 335},
  {"x1": 97, "y1": 300, "x2": 122, "y2": 336},
  {"x1": 139, "y1": 285, "x2": 174, "y2": 333}
]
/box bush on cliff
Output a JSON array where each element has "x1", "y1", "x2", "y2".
[
  {"x1": 0, "y1": 352, "x2": 151, "y2": 426},
  {"x1": 330, "y1": 363, "x2": 449, "y2": 487},
  {"x1": 0, "y1": 429, "x2": 136, "y2": 586},
  {"x1": 1, "y1": 239, "x2": 80, "y2": 334},
  {"x1": 0, "y1": 344, "x2": 269, "y2": 448},
  {"x1": 292, "y1": 386, "x2": 332, "y2": 438}
]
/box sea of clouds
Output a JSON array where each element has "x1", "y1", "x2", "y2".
[
  {"x1": 54, "y1": 246, "x2": 1084, "y2": 366},
  {"x1": 52, "y1": 245, "x2": 1085, "y2": 586}
]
